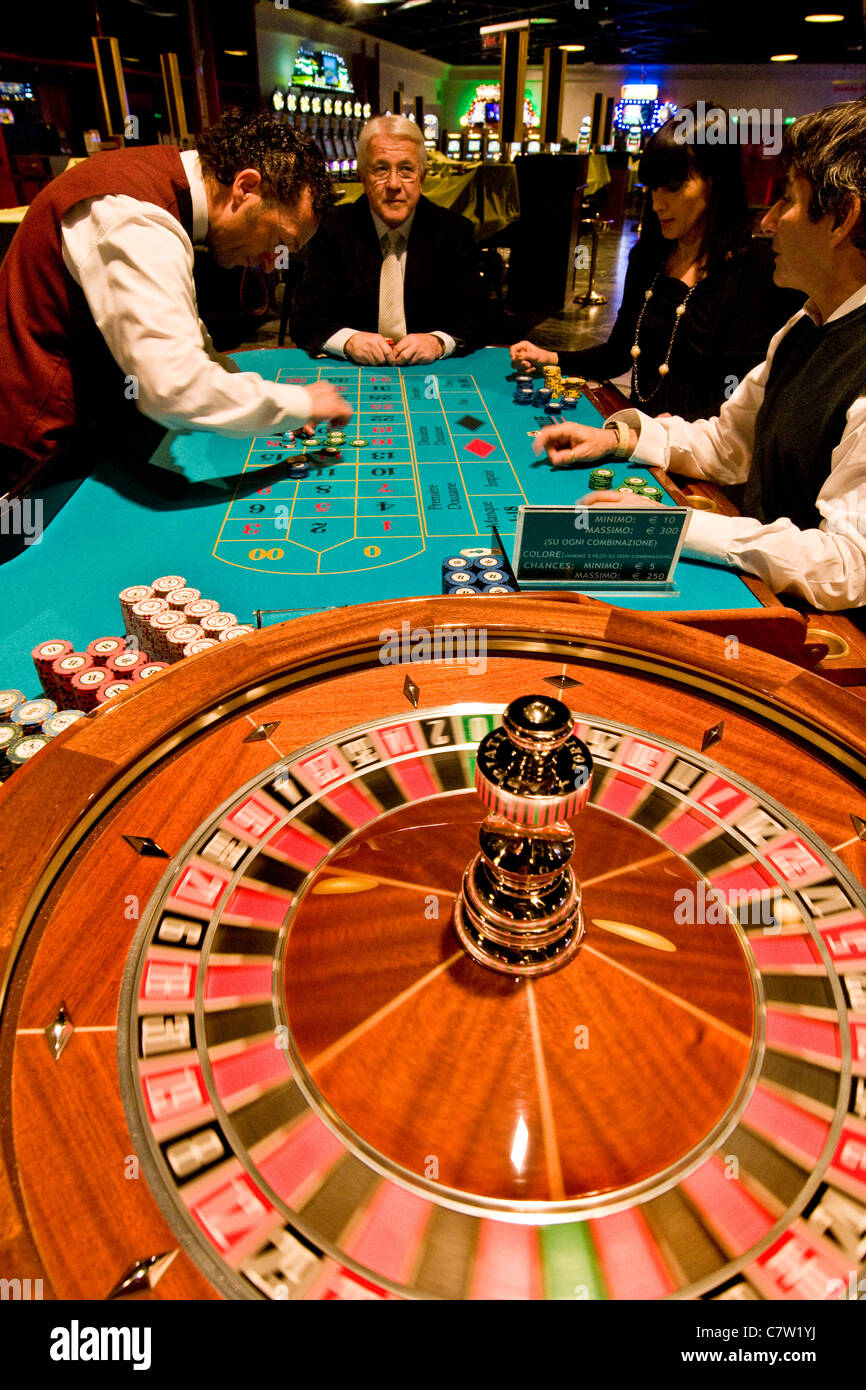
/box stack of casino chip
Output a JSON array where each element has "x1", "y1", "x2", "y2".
[
  {"x1": 183, "y1": 598, "x2": 219, "y2": 623},
  {"x1": 642, "y1": 486, "x2": 663, "y2": 502},
  {"x1": 138, "y1": 661, "x2": 170, "y2": 680},
  {"x1": 165, "y1": 624, "x2": 204, "y2": 662},
  {"x1": 148, "y1": 609, "x2": 189, "y2": 660},
  {"x1": 106, "y1": 648, "x2": 148, "y2": 682},
  {"x1": 557, "y1": 377, "x2": 584, "y2": 411},
  {"x1": 4, "y1": 732, "x2": 50, "y2": 776},
  {"x1": 151, "y1": 574, "x2": 187, "y2": 600},
  {"x1": 119, "y1": 585, "x2": 154, "y2": 629},
  {"x1": 164, "y1": 587, "x2": 200, "y2": 611},
  {"x1": 219, "y1": 625, "x2": 256, "y2": 643},
  {"x1": 12, "y1": 697, "x2": 57, "y2": 733},
  {"x1": 42, "y1": 709, "x2": 85, "y2": 738},
  {"x1": 588, "y1": 468, "x2": 615, "y2": 490},
  {"x1": 95, "y1": 681, "x2": 136, "y2": 706},
  {"x1": 69, "y1": 666, "x2": 109, "y2": 710},
  {"x1": 200, "y1": 612, "x2": 237, "y2": 638},
  {"x1": 543, "y1": 364, "x2": 563, "y2": 399},
  {"x1": 86, "y1": 635, "x2": 126, "y2": 668},
  {"x1": 50, "y1": 651, "x2": 93, "y2": 702},
  {"x1": 183, "y1": 638, "x2": 220, "y2": 657},
  {"x1": 129, "y1": 597, "x2": 169, "y2": 653},
  {"x1": 0, "y1": 688, "x2": 26, "y2": 721},
  {"x1": 442, "y1": 549, "x2": 519, "y2": 595},
  {"x1": 513, "y1": 374, "x2": 534, "y2": 406},
  {"x1": 32, "y1": 640, "x2": 73, "y2": 695}
]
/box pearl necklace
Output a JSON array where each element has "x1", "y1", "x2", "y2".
[{"x1": 630, "y1": 270, "x2": 699, "y2": 404}]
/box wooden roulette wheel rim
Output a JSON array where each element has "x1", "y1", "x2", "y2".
[{"x1": 1, "y1": 596, "x2": 864, "y2": 1301}]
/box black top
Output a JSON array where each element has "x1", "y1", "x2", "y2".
[
  {"x1": 743, "y1": 300, "x2": 866, "y2": 530},
  {"x1": 559, "y1": 237, "x2": 804, "y2": 420},
  {"x1": 290, "y1": 193, "x2": 479, "y2": 356}
]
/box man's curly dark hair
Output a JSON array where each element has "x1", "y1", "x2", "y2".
[{"x1": 197, "y1": 108, "x2": 334, "y2": 216}]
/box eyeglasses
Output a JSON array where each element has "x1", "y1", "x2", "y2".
[{"x1": 367, "y1": 163, "x2": 420, "y2": 183}]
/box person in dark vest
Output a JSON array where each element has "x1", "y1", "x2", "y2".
[
  {"x1": 533, "y1": 96, "x2": 866, "y2": 614},
  {"x1": 0, "y1": 109, "x2": 351, "y2": 497}
]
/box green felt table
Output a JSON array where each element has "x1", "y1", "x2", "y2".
[{"x1": 0, "y1": 347, "x2": 764, "y2": 700}]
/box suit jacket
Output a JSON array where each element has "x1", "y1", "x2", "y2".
[{"x1": 290, "y1": 193, "x2": 478, "y2": 355}]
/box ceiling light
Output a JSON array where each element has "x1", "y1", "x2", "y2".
[
  {"x1": 396, "y1": 0, "x2": 431, "y2": 8},
  {"x1": 530, "y1": 16, "x2": 556, "y2": 23},
  {"x1": 224, "y1": 50, "x2": 248, "y2": 57},
  {"x1": 560, "y1": 44, "x2": 586, "y2": 51},
  {"x1": 771, "y1": 53, "x2": 799, "y2": 61},
  {"x1": 804, "y1": 13, "x2": 845, "y2": 20}
]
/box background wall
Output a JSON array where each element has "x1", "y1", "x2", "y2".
[
  {"x1": 442, "y1": 63, "x2": 866, "y2": 139},
  {"x1": 256, "y1": 4, "x2": 448, "y2": 115}
]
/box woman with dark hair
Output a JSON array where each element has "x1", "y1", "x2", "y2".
[{"x1": 510, "y1": 102, "x2": 803, "y2": 420}]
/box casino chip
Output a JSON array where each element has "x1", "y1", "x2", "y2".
[
  {"x1": 12, "y1": 698, "x2": 57, "y2": 733},
  {"x1": 0, "y1": 690, "x2": 26, "y2": 720},
  {"x1": 42, "y1": 710, "x2": 85, "y2": 738},
  {"x1": 7, "y1": 735, "x2": 50, "y2": 769},
  {"x1": 350, "y1": 439, "x2": 368, "y2": 448}
]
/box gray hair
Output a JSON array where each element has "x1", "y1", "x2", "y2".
[
  {"x1": 357, "y1": 115, "x2": 427, "y2": 177},
  {"x1": 782, "y1": 96, "x2": 866, "y2": 254}
]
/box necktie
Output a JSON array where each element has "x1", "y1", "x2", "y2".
[{"x1": 378, "y1": 230, "x2": 407, "y2": 340}]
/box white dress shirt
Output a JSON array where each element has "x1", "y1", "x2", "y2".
[
  {"x1": 60, "y1": 150, "x2": 314, "y2": 436},
  {"x1": 609, "y1": 285, "x2": 866, "y2": 610},
  {"x1": 321, "y1": 208, "x2": 456, "y2": 359}
]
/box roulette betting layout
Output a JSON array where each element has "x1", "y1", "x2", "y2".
[{"x1": 1, "y1": 596, "x2": 865, "y2": 1302}]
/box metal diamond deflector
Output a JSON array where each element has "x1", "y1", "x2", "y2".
[
  {"x1": 244, "y1": 722, "x2": 280, "y2": 743},
  {"x1": 701, "y1": 721, "x2": 725, "y2": 752},
  {"x1": 403, "y1": 674, "x2": 420, "y2": 708},
  {"x1": 107, "y1": 1251, "x2": 179, "y2": 1299},
  {"x1": 45, "y1": 1002, "x2": 74, "y2": 1061},
  {"x1": 123, "y1": 836, "x2": 169, "y2": 858},
  {"x1": 544, "y1": 674, "x2": 581, "y2": 691}
]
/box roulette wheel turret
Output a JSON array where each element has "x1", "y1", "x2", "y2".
[{"x1": 0, "y1": 596, "x2": 864, "y2": 1302}]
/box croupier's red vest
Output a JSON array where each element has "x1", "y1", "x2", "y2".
[{"x1": 0, "y1": 146, "x2": 194, "y2": 463}]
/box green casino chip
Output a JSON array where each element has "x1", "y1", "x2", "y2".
[
  {"x1": 349, "y1": 438, "x2": 369, "y2": 447},
  {"x1": 624, "y1": 476, "x2": 647, "y2": 490},
  {"x1": 642, "y1": 487, "x2": 664, "y2": 501}
]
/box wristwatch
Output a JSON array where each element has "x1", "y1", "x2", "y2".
[{"x1": 604, "y1": 419, "x2": 632, "y2": 460}]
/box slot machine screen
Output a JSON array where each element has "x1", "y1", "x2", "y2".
[{"x1": 323, "y1": 136, "x2": 337, "y2": 160}]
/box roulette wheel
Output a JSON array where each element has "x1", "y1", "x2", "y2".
[{"x1": 1, "y1": 595, "x2": 864, "y2": 1303}]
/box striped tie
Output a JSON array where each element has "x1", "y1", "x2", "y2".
[{"x1": 378, "y1": 230, "x2": 407, "y2": 340}]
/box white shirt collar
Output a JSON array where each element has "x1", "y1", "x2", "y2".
[
  {"x1": 370, "y1": 207, "x2": 415, "y2": 246},
  {"x1": 180, "y1": 149, "x2": 210, "y2": 245},
  {"x1": 803, "y1": 281, "x2": 866, "y2": 327}
]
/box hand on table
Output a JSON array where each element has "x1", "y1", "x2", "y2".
[
  {"x1": 576, "y1": 490, "x2": 663, "y2": 509},
  {"x1": 509, "y1": 340, "x2": 559, "y2": 372},
  {"x1": 391, "y1": 334, "x2": 444, "y2": 365},
  {"x1": 305, "y1": 380, "x2": 353, "y2": 428},
  {"x1": 345, "y1": 332, "x2": 394, "y2": 365},
  {"x1": 533, "y1": 422, "x2": 615, "y2": 467}
]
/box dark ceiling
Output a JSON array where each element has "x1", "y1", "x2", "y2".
[
  {"x1": 280, "y1": 0, "x2": 866, "y2": 67},
  {"x1": 1, "y1": 0, "x2": 863, "y2": 72}
]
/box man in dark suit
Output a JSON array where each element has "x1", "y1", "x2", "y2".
[{"x1": 291, "y1": 115, "x2": 477, "y2": 365}]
